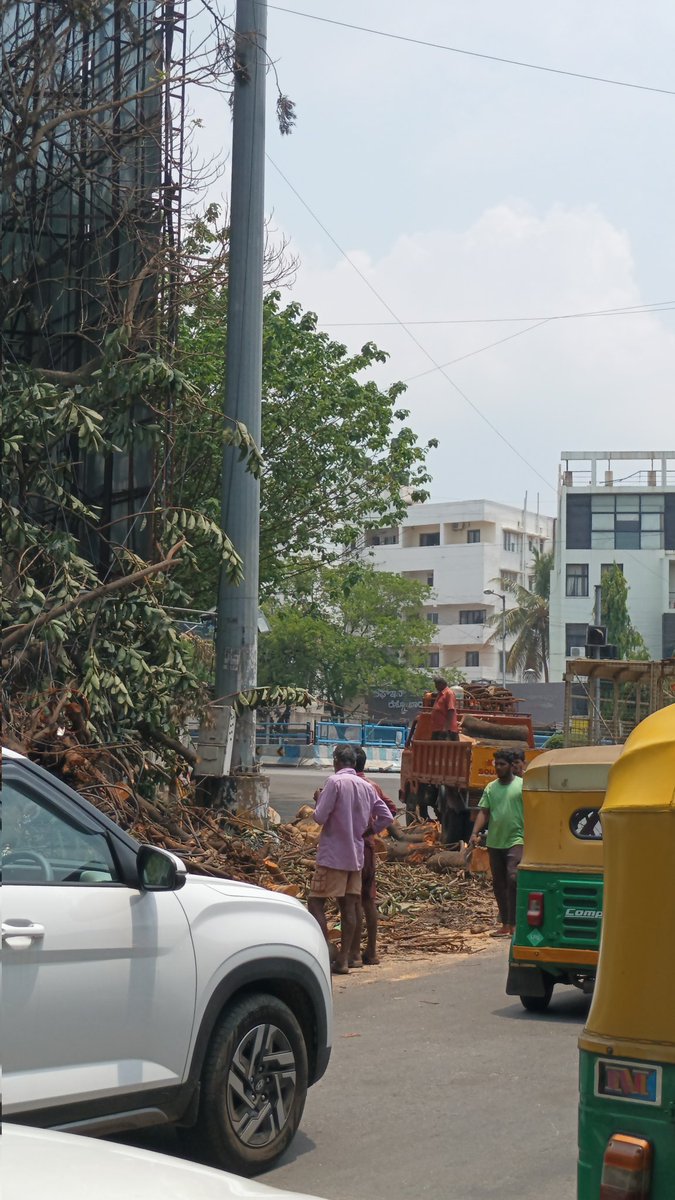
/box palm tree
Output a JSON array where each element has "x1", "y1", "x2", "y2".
[{"x1": 488, "y1": 549, "x2": 554, "y2": 683}]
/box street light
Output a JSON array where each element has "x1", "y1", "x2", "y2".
[{"x1": 484, "y1": 589, "x2": 506, "y2": 688}]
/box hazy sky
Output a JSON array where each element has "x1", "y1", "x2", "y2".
[{"x1": 193, "y1": 1, "x2": 675, "y2": 516}]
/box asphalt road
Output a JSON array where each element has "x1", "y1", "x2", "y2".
[
  {"x1": 267, "y1": 767, "x2": 401, "y2": 824},
  {"x1": 263, "y1": 948, "x2": 587, "y2": 1200},
  {"x1": 124, "y1": 949, "x2": 585, "y2": 1200}
]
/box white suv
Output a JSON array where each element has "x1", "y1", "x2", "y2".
[{"x1": 2, "y1": 748, "x2": 332, "y2": 1176}]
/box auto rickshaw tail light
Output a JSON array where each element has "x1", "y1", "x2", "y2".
[
  {"x1": 526, "y1": 891, "x2": 544, "y2": 927},
  {"x1": 600, "y1": 1134, "x2": 652, "y2": 1199}
]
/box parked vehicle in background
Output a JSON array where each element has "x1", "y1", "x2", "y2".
[
  {"x1": 577, "y1": 705, "x2": 675, "y2": 1200},
  {"x1": 506, "y1": 745, "x2": 621, "y2": 1012},
  {"x1": 3, "y1": 1125, "x2": 328, "y2": 1200},
  {"x1": 2, "y1": 748, "x2": 332, "y2": 1176},
  {"x1": 401, "y1": 683, "x2": 541, "y2": 843}
]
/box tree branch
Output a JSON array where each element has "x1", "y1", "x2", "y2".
[
  {"x1": 138, "y1": 722, "x2": 197, "y2": 766},
  {"x1": 1, "y1": 540, "x2": 186, "y2": 654}
]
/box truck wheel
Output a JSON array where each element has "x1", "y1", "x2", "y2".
[
  {"x1": 404, "y1": 785, "x2": 417, "y2": 824},
  {"x1": 197, "y1": 993, "x2": 308, "y2": 1176},
  {"x1": 520, "y1": 976, "x2": 554, "y2": 1013},
  {"x1": 439, "y1": 787, "x2": 468, "y2": 845}
]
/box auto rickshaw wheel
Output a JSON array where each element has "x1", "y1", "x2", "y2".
[{"x1": 520, "y1": 974, "x2": 554, "y2": 1013}]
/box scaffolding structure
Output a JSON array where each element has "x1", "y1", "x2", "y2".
[
  {"x1": 1, "y1": 1, "x2": 187, "y2": 563},
  {"x1": 564, "y1": 659, "x2": 675, "y2": 746}
]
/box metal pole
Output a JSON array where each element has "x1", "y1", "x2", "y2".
[
  {"x1": 592, "y1": 583, "x2": 602, "y2": 744},
  {"x1": 501, "y1": 595, "x2": 506, "y2": 689},
  {"x1": 215, "y1": 0, "x2": 267, "y2": 771}
]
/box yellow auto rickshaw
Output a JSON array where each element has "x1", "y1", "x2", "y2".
[
  {"x1": 577, "y1": 705, "x2": 675, "y2": 1199},
  {"x1": 506, "y1": 746, "x2": 622, "y2": 1011}
]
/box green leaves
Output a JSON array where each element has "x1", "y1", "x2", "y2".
[
  {"x1": 222, "y1": 420, "x2": 263, "y2": 479},
  {"x1": 233, "y1": 685, "x2": 313, "y2": 715},
  {"x1": 258, "y1": 565, "x2": 434, "y2": 714},
  {"x1": 174, "y1": 289, "x2": 435, "y2": 600},
  {"x1": 600, "y1": 563, "x2": 650, "y2": 659},
  {"x1": 0, "y1": 353, "x2": 236, "y2": 775}
]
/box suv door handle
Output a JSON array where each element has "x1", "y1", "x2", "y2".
[{"x1": 2, "y1": 921, "x2": 46, "y2": 948}]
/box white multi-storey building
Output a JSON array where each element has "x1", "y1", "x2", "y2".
[
  {"x1": 549, "y1": 451, "x2": 675, "y2": 680},
  {"x1": 364, "y1": 499, "x2": 555, "y2": 683}
]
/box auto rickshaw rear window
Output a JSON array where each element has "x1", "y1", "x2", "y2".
[{"x1": 570, "y1": 808, "x2": 603, "y2": 840}]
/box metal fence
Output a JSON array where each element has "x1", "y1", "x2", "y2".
[
  {"x1": 314, "y1": 721, "x2": 407, "y2": 748},
  {"x1": 255, "y1": 722, "x2": 313, "y2": 746}
]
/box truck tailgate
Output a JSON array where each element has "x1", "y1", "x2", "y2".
[{"x1": 410, "y1": 739, "x2": 472, "y2": 786}]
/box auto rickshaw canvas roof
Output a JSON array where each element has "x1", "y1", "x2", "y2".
[
  {"x1": 524, "y1": 746, "x2": 623, "y2": 793},
  {"x1": 602, "y1": 703, "x2": 675, "y2": 814}
]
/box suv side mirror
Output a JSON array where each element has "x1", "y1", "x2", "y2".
[{"x1": 137, "y1": 845, "x2": 187, "y2": 892}]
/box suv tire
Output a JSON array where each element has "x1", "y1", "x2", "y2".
[{"x1": 198, "y1": 993, "x2": 308, "y2": 1176}]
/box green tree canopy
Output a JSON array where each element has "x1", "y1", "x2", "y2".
[
  {"x1": 1, "y1": 347, "x2": 256, "y2": 783},
  {"x1": 600, "y1": 563, "x2": 650, "y2": 659},
  {"x1": 488, "y1": 549, "x2": 554, "y2": 682},
  {"x1": 175, "y1": 286, "x2": 436, "y2": 601},
  {"x1": 258, "y1": 564, "x2": 439, "y2": 716}
]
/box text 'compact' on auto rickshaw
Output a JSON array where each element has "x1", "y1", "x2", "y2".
[
  {"x1": 506, "y1": 745, "x2": 622, "y2": 1012},
  {"x1": 577, "y1": 705, "x2": 675, "y2": 1200}
]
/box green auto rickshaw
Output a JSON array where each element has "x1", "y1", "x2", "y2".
[{"x1": 506, "y1": 746, "x2": 622, "y2": 1012}]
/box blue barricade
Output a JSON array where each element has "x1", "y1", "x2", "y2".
[
  {"x1": 255, "y1": 722, "x2": 312, "y2": 746},
  {"x1": 314, "y1": 721, "x2": 362, "y2": 746},
  {"x1": 314, "y1": 721, "x2": 407, "y2": 748},
  {"x1": 362, "y1": 722, "x2": 407, "y2": 747}
]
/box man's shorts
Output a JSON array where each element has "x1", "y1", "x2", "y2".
[{"x1": 309, "y1": 866, "x2": 362, "y2": 899}]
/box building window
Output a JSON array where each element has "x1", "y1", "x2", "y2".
[
  {"x1": 427, "y1": 612, "x2": 439, "y2": 625},
  {"x1": 566, "y1": 494, "x2": 592, "y2": 550},
  {"x1": 467, "y1": 529, "x2": 480, "y2": 544},
  {"x1": 381, "y1": 534, "x2": 398, "y2": 545},
  {"x1": 426, "y1": 572, "x2": 434, "y2": 586},
  {"x1": 465, "y1": 651, "x2": 479, "y2": 667},
  {"x1": 419, "y1": 532, "x2": 440, "y2": 547},
  {"x1": 601, "y1": 562, "x2": 623, "y2": 577},
  {"x1": 459, "y1": 610, "x2": 486, "y2": 625},
  {"x1": 528, "y1": 575, "x2": 535, "y2": 591},
  {"x1": 428, "y1": 651, "x2": 440, "y2": 668},
  {"x1": 503, "y1": 530, "x2": 519, "y2": 552},
  {"x1": 565, "y1": 623, "x2": 587, "y2": 656},
  {"x1": 501, "y1": 570, "x2": 518, "y2": 587},
  {"x1": 566, "y1": 563, "x2": 589, "y2": 597},
  {"x1": 589, "y1": 494, "x2": 665, "y2": 551},
  {"x1": 370, "y1": 535, "x2": 380, "y2": 546}
]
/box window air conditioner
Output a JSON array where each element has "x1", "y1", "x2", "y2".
[
  {"x1": 569, "y1": 646, "x2": 586, "y2": 659},
  {"x1": 451, "y1": 522, "x2": 466, "y2": 530}
]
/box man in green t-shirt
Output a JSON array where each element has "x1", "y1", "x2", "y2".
[{"x1": 470, "y1": 751, "x2": 524, "y2": 937}]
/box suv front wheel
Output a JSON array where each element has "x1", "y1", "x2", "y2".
[{"x1": 198, "y1": 993, "x2": 309, "y2": 1176}]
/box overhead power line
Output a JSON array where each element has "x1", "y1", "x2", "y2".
[
  {"x1": 267, "y1": 5, "x2": 675, "y2": 97},
  {"x1": 267, "y1": 155, "x2": 556, "y2": 494},
  {"x1": 319, "y1": 301, "x2": 675, "y2": 328}
]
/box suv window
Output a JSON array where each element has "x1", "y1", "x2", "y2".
[{"x1": 2, "y1": 779, "x2": 120, "y2": 884}]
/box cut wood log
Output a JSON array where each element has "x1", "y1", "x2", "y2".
[
  {"x1": 427, "y1": 844, "x2": 471, "y2": 873},
  {"x1": 469, "y1": 846, "x2": 491, "y2": 875},
  {"x1": 461, "y1": 716, "x2": 529, "y2": 742}
]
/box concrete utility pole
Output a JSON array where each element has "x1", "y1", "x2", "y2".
[
  {"x1": 214, "y1": 0, "x2": 267, "y2": 786},
  {"x1": 484, "y1": 589, "x2": 507, "y2": 688}
]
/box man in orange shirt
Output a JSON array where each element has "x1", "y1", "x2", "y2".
[{"x1": 430, "y1": 675, "x2": 459, "y2": 742}]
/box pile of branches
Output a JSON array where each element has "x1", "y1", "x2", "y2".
[{"x1": 6, "y1": 712, "x2": 497, "y2": 957}]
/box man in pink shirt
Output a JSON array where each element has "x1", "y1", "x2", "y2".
[{"x1": 309, "y1": 743, "x2": 394, "y2": 974}]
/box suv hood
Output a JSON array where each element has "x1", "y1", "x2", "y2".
[{"x1": 185, "y1": 872, "x2": 303, "y2": 909}]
